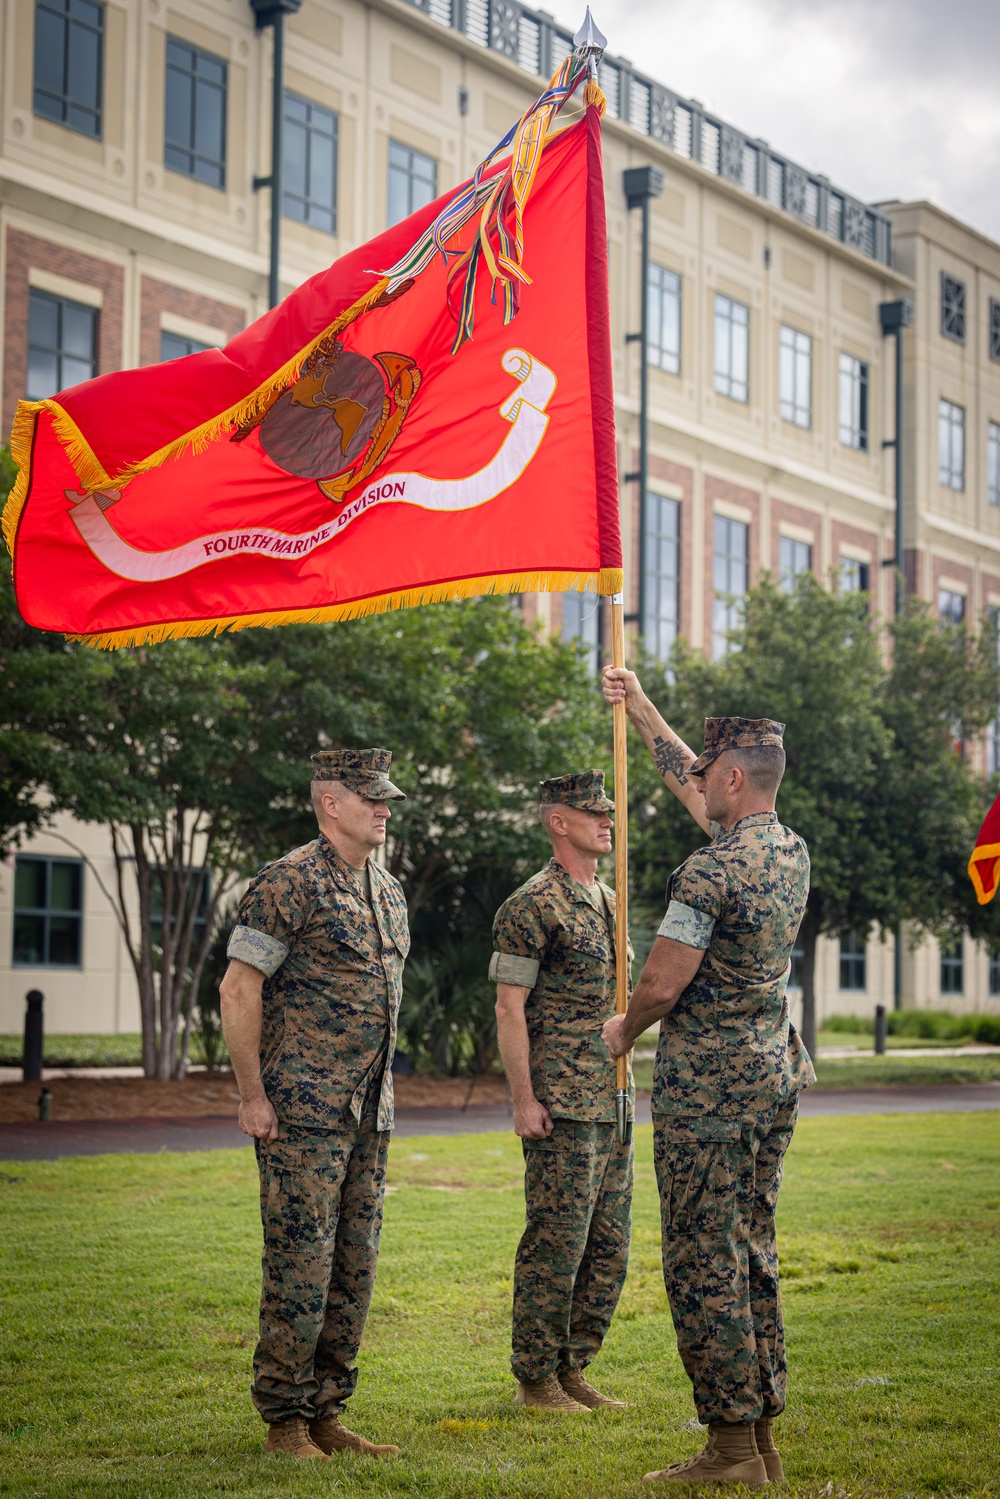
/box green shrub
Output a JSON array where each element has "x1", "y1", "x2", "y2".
[{"x1": 823, "y1": 1014, "x2": 874, "y2": 1034}]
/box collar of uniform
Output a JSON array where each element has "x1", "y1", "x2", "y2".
[
  {"x1": 726, "y1": 811, "x2": 780, "y2": 835},
  {"x1": 317, "y1": 832, "x2": 371, "y2": 891},
  {"x1": 546, "y1": 856, "x2": 608, "y2": 905}
]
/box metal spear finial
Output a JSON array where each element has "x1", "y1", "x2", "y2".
[{"x1": 573, "y1": 7, "x2": 607, "y2": 79}]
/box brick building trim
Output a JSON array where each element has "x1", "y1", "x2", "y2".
[
  {"x1": 139, "y1": 276, "x2": 245, "y2": 367},
  {"x1": 3, "y1": 229, "x2": 124, "y2": 434}
]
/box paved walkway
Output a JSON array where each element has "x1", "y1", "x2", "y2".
[{"x1": 1, "y1": 1084, "x2": 998, "y2": 1160}]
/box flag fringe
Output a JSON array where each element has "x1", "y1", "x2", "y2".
[
  {"x1": 968, "y1": 841, "x2": 1000, "y2": 905},
  {"x1": 68, "y1": 567, "x2": 625, "y2": 649}
]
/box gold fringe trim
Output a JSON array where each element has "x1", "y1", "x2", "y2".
[
  {"x1": 69, "y1": 568, "x2": 625, "y2": 649},
  {"x1": 3, "y1": 398, "x2": 113, "y2": 554},
  {"x1": 583, "y1": 79, "x2": 607, "y2": 116}
]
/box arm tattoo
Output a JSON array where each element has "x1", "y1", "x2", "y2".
[{"x1": 652, "y1": 735, "x2": 692, "y2": 786}]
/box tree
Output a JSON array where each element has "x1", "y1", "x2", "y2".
[
  {"x1": 0, "y1": 447, "x2": 109, "y2": 850},
  {"x1": 47, "y1": 640, "x2": 302, "y2": 1079},
  {"x1": 628, "y1": 579, "x2": 1000, "y2": 1058}
]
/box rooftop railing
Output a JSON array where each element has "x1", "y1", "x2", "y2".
[{"x1": 406, "y1": 0, "x2": 893, "y2": 267}]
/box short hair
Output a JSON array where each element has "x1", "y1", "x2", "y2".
[
  {"x1": 311, "y1": 778, "x2": 344, "y2": 819},
  {"x1": 538, "y1": 801, "x2": 561, "y2": 833},
  {"x1": 729, "y1": 744, "x2": 786, "y2": 794}
]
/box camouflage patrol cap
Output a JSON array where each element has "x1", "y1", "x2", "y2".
[
  {"x1": 539, "y1": 770, "x2": 614, "y2": 813},
  {"x1": 689, "y1": 717, "x2": 785, "y2": 776},
  {"x1": 311, "y1": 747, "x2": 406, "y2": 801}
]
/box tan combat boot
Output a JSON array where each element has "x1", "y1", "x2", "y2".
[
  {"x1": 558, "y1": 1369, "x2": 627, "y2": 1410},
  {"x1": 514, "y1": 1373, "x2": 591, "y2": 1413},
  {"x1": 309, "y1": 1413, "x2": 400, "y2": 1457},
  {"x1": 643, "y1": 1422, "x2": 769, "y2": 1485},
  {"x1": 754, "y1": 1418, "x2": 784, "y2": 1482},
  {"x1": 264, "y1": 1416, "x2": 328, "y2": 1459}
]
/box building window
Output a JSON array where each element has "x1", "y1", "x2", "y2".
[
  {"x1": 284, "y1": 92, "x2": 338, "y2": 234},
  {"x1": 779, "y1": 325, "x2": 812, "y2": 428},
  {"x1": 938, "y1": 399, "x2": 965, "y2": 490},
  {"x1": 938, "y1": 588, "x2": 966, "y2": 627},
  {"x1": 33, "y1": 0, "x2": 103, "y2": 138},
  {"x1": 562, "y1": 591, "x2": 601, "y2": 676},
  {"x1": 941, "y1": 273, "x2": 966, "y2": 344},
  {"x1": 13, "y1": 856, "x2": 84, "y2": 967},
  {"x1": 989, "y1": 422, "x2": 1000, "y2": 507},
  {"x1": 643, "y1": 493, "x2": 680, "y2": 663},
  {"x1": 713, "y1": 514, "x2": 748, "y2": 656},
  {"x1": 839, "y1": 932, "x2": 867, "y2": 991},
  {"x1": 840, "y1": 556, "x2": 870, "y2": 593},
  {"x1": 838, "y1": 353, "x2": 868, "y2": 451},
  {"x1": 164, "y1": 37, "x2": 227, "y2": 189},
  {"x1": 788, "y1": 942, "x2": 803, "y2": 989},
  {"x1": 990, "y1": 948, "x2": 1000, "y2": 997},
  {"x1": 387, "y1": 140, "x2": 437, "y2": 226},
  {"x1": 990, "y1": 298, "x2": 1000, "y2": 364},
  {"x1": 779, "y1": 535, "x2": 812, "y2": 593},
  {"x1": 648, "y1": 264, "x2": 681, "y2": 375},
  {"x1": 713, "y1": 293, "x2": 749, "y2": 403},
  {"x1": 940, "y1": 936, "x2": 963, "y2": 995},
  {"x1": 160, "y1": 331, "x2": 211, "y2": 361},
  {"x1": 27, "y1": 289, "x2": 97, "y2": 400}
]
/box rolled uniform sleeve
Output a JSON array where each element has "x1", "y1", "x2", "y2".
[
  {"x1": 227, "y1": 863, "x2": 312, "y2": 977},
  {"x1": 659, "y1": 851, "x2": 728, "y2": 949},
  {"x1": 489, "y1": 892, "x2": 549, "y2": 990}
]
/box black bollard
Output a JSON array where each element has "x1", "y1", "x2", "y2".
[
  {"x1": 38, "y1": 1087, "x2": 52, "y2": 1121},
  {"x1": 23, "y1": 990, "x2": 44, "y2": 1082},
  {"x1": 874, "y1": 1003, "x2": 888, "y2": 1056}
]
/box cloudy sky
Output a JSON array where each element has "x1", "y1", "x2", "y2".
[{"x1": 545, "y1": 0, "x2": 1000, "y2": 242}]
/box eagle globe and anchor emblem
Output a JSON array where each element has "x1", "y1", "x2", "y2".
[{"x1": 231, "y1": 332, "x2": 422, "y2": 507}]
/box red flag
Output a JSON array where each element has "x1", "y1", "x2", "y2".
[
  {"x1": 4, "y1": 77, "x2": 621, "y2": 647},
  {"x1": 969, "y1": 790, "x2": 1000, "y2": 904}
]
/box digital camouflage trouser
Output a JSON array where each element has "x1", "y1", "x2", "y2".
[
  {"x1": 512, "y1": 1119, "x2": 632, "y2": 1383},
  {"x1": 653, "y1": 1099, "x2": 798, "y2": 1426},
  {"x1": 252, "y1": 1126, "x2": 389, "y2": 1425}
]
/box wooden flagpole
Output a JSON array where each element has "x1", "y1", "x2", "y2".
[{"x1": 611, "y1": 591, "x2": 631, "y2": 1144}]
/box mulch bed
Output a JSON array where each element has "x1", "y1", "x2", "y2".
[{"x1": 0, "y1": 1069, "x2": 511, "y2": 1124}]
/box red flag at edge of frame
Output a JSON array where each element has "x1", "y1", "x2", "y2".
[
  {"x1": 3, "y1": 91, "x2": 621, "y2": 647},
  {"x1": 969, "y1": 790, "x2": 1000, "y2": 904}
]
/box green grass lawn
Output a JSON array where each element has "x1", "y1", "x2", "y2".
[{"x1": 2, "y1": 1115, "x2": 999, "y2": 1497}]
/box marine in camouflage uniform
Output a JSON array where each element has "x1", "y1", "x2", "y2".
[
  {"x1": 222, "y1": 748, "x2": 409, "y2": 1460},
  {"x1": 491, "y1": 771, "x2": 633, "y2": 1413},
  {"x1": 600, "y1": 698, "x2": 813, "y2": 1485}
]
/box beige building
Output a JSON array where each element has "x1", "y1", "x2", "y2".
[{"x1": 1, "y1": 0, "x2": 998, "y2": 1036}]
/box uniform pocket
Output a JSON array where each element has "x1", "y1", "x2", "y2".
[
  {"x1": 523, "y1": 1138, "x2": 575, "y2": 1224},
  {"x1": 657, "y1": 1139, "x2": 740, "y2": 1236},
  {"x1": 260, "y1": 1142, "x2": 335, "y2": 1257}
]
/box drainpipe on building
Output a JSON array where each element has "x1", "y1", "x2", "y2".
[
  {"x1": 879, "y1": 297, "x2": 915, "y2": 1012},
  {"x1": 623, "y1": 165, "x2": 664, "y2": 639},
  {"x1": 251, "y1": 0, "x2": 303, "y2": 309}
]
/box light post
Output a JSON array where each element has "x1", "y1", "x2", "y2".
[
  {"x1": 879, "y1": 298, "x2": 914, "y2": 616},
  {"x1": 879, "y1": 296, "x2": 914, "y2": 1014},
  {"x1": 251, "y1": 0, "x2": 303, "y2": 309},
  {"x1": 623, "y1": 164, "x2": 664, "y2": 639}
]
